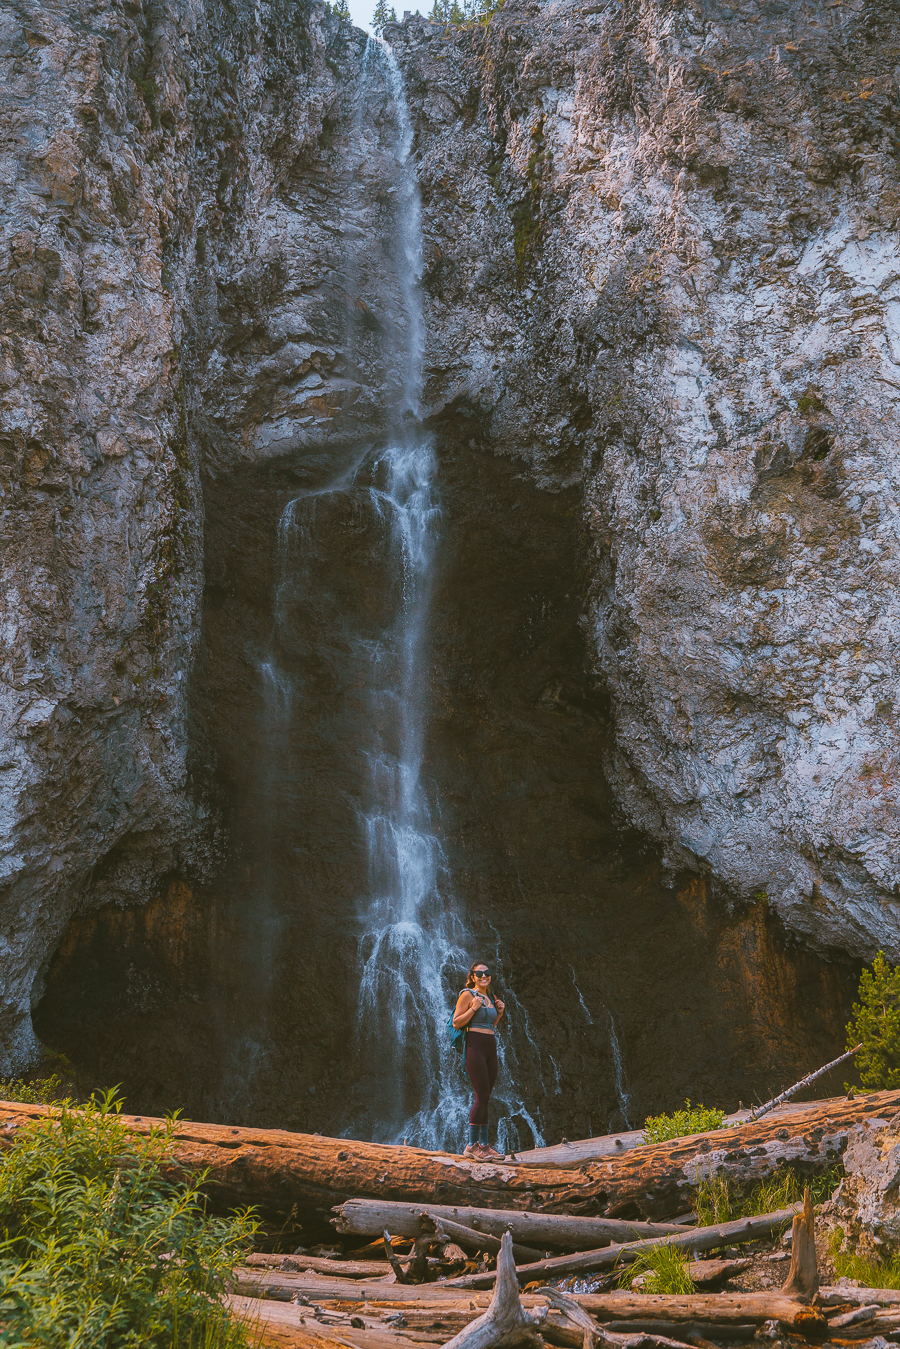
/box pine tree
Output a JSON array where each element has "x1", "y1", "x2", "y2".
[
  {"x1": 333, "y1": 0, "x2": 350, "y2": 18},
  {"x1": 372, "y1": 0, "x2": 396, "y2": 33},
  {"x1": 846, "y1": 951, "x2": 900, "y2": 1090}
]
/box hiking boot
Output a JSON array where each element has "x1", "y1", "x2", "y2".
[
  {"x1": 462, "y1": 1143, "x2": 481, "y2": 1158},
  {"x1": 477, "y1": 1143, "x2": 504, "y2": 1161}
]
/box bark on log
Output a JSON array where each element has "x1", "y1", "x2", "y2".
[
  {"x1": 819, "y1": 1286, "x2": 900, "y2": 1307},
  {"x1": 440, "y1": 1234, "x2": 546, "y2": 1349},
  {"x1": 574, "y1": 1294, "x2": 820, "y2": 1330},
  {"x1": 334, "y1": 1200, "x2": 684, "y2": 1249},
  {"x1": 0, "y1": 1092, "x2": 894, "y2": 1225},
  {"x1": 779, "y1": 1188, "x2": 818, "y2": 1303},
  {"x1": 511, "y1": 1097, "x2": 853, "y2": 1169},
  {"x1": 444, "y1": 1208, "x2": 801, "y2": 1288},
  {"x1": 244, "y1": 1253, "x2": 394, "y2": 1277}
]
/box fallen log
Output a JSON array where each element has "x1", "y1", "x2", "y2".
[
  {"x1": 827, "y1": 1310, "x2": 900, "y2": 1338},
  {"x1": 575, "y1": 1293, "x2": 821, "y2": 1330},
  {"x1": 334, "y1": 1202, "x2": 687, "y2": 1248},
  {"x1": 228, "y1": 1295, "x2": 448, "y2": 1349},
  {"x1": 600, "y1": 1323, "x2": 756, "y2": 1342},
  {"x1": 441, "y1": 1233, "x2": 545, "y2": 1349},
  {"x1": 745, "y1": 1050, "x2": 862, "y2": 1124},
  {"x1": 231, "y1": 1270, "x2": 497, "y2": 1304},
  {"x1": 511, "y1": 1097, "x2": 854, "y2": 1170},
  {"x1": 243, "y1": 1253, "x2": 394, "y2": 1277},
  {"x1": 685, "y1": 1259, "x2": 751, "y2": 1289},
  {"x1": 417, "y1": 1211, "x2": 544, "y2": 1265},
  {"x1": 1, "y1": 1092, "x2": 896, "y2": 1225},
  {"x1": 819, "y1": 1286, "x2": 900, "y2": 1307},
  {"x1": 443, "y1": 1207, "x2": 801, "y2": 1288}
]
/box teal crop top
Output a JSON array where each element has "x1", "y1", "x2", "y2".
[{"x1": 466, "y1": 991, "x2": 498, "y2": 1031}]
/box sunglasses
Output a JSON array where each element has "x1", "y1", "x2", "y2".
[{"x1": 473, "y1": 969, "x2": 491, "y2": 977}]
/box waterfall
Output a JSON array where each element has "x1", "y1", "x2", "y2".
[{"x1": 257, "y1": 39, "x2": 545, "y2": 1152}]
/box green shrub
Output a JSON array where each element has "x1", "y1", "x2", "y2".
[
  {"x1": 846, "y1": 951, "x2": 900, "y2": 1090},
  {"x1": 620, "y1": 1240, "x2": 696, "y2": 1294},
  {"x1": 643, "y1": 1100, "x2": 726, "y2": 1144},
  {"x1": 0, "y1": 1090, "x2": 257, "y2": 1347},
  {"x1": 0, "y1": 1074, "x2": 69, "y2": 1106}
]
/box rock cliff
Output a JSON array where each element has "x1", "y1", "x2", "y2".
[
  {"x1": 390, "y1": 0, "x2": 900, "y2": 958},
  {"x1": 0, "y1": 0, "x2": 894, "y2": 1130},
  {"x1": 0, "y1": 0, "x2": 374, "y2": 1070}
]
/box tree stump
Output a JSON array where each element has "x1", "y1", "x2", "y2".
[
  {"x1": 780, "y1": 1187, "x2": 818, "y2": 1304},
  {"x1": 441, "y1": 1232, "x2": 546, "y2": 1349}
]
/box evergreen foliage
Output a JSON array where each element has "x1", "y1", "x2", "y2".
[
  {"x1": 846, "y1": 951, "x2": 900, "y2": 1090},
  {"x1": 372, "y1": 0, "x2": 398, "y2": 33},
  {"x1": 427, "y1": 0, "x2": 504, "y2": 25},
  {"x1": 642, "y1": 1099, "x2": 726, "y2": 1144},
  {"x1": 0, "y1": 1092, "x2": 256, "y2": 1348}
]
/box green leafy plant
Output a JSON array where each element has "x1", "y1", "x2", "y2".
[
  {"x1": 846, "y1": 951, "x2": 900, "y2": 1090},
  {"x1": 0, "y1": 1090, "x2": 257, "y2": 1347},
  {"x1": 0, "y1": 1074, "x2": 68, "y2": 1106},
  {"x1": 620, "y1": 1240, "x2": 696, "y2": 1294},
  {"x1": 643, "y1": 1100, "x2": 726, "y2": 1144}
]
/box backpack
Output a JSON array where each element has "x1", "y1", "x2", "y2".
[{"x1": 447, "y1": 1014, "x2": 467, "y2": 1054}]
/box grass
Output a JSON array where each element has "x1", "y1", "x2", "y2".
[
  {"x1": 620, "y1": 1240, "x2": 696, "y2": 1294},
  {"x1": 643, "y1": 1100, "x2": 726, "y2": 1144},
  {"x1": 830, "y1": 1231, "x2": 900, "y2": 1289},
  {"x1": 0, "y1": 1089, "x2": 257, "y2": 1347},
  {"x1": 694, "y1": 1165, "x2": 844, "y2": 1228}
]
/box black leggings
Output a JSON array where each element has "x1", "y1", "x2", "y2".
[{"x1": 465, "y1": 1032, "x2": 498, "y2": 1126}]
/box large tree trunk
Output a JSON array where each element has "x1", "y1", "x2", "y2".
[{"x1": 0, "y1": 1092, "x2": 894, "y2": 1225}]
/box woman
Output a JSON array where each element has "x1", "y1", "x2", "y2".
[{"x1": 452, "y1": 961, "x2": 506, "y2": 1159}]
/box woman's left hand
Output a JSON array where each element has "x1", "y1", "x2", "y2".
[{"x1": 495, "y1": 999, "x2": 505, "y2": 1017}]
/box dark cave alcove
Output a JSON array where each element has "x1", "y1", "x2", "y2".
[{"x1": 34, "y1": 418, "x2": 860, "y2": 1139}]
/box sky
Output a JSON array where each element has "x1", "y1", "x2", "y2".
[
  {"x1": 345, "y1": 0, "x2": 426, "y2": 36},
  {"x1": 347, "y1": 0, "x2": 374, "y2": 31}
]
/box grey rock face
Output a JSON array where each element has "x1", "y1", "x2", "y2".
[
  {"x1": 1, "y1": 0, "x2": 895, "y2": 1109},
  {"x1": 389, "y1": 0, "x2": 900, "y2": 959},
  {"x1": 0, "y1": 0, "x2": 376, "y2": 1069},
  {"x1": 832, "y1": 1113, "x2": 900, "y2": 1255}
]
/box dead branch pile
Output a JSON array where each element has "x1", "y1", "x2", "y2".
[{"x1": 1, "y1": 1089, "x2": 892, "y2": 1349}]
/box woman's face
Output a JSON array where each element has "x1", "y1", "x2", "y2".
[{"x1": 472, "y1": 966, "x2": 491, "y2": 990}]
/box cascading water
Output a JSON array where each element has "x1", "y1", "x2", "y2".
[
  {"x1": 259, "y1": 39, "x2": 545, "y2": 1151},
  {"x1": 352, "y1": 42, "x2": 543, "y2": 1152}
]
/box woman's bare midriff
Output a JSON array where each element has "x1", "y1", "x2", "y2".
[{"x1": 468, "y1": 1027, "x2": 495, "y2": 1035}]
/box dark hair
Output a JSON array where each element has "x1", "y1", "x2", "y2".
[{"x1": 465, "y1": 960, "x2": 498, "y2": 999}]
